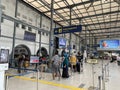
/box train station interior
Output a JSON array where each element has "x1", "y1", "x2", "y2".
[{"x1": 0, "y1": 0, "x2": 120, "y2": 90}]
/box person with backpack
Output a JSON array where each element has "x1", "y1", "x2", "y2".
[{"x1": 51, "y1": 50, "x2": 61, "y2": 80}]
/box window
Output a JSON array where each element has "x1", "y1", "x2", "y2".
[
  {"x1": 47, "y1": 26, "x2": 49, "y2": 29},
  {"x1": 29, "y1": 18, "x2": 33, "y2": 22},
  {"x1": 16, "y1": 23, "x2": 19, "y2": 27},
  {"x1": 22, "y1": 24, "x2": 26, "y2": 29},
  {"x1": 28, "y1": 27, "x2": 32, "y2": 31},
  {"x1": 42, "y1": 32, "x2": 44, "y2": 35},
  {"x1": 38, "y1": 31, "x2": 41, "y2": 34},
  {"x1": 1, "y1": 17, "x2": 4, "y2": 23},
  {"x1": 22, "y1": 15, "x2": 27, "y2": 19},
  {"x1": 46, "y1": 33, "x2": 48, "y2": 36}
]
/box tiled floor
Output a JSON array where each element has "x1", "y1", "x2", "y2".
[{"x1": 6, "y1": 59, "x2": 120, "y2": 90}]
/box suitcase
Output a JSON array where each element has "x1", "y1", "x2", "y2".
[{"x1": 76, "y1": 62, "x2": 80, "y2": 72}]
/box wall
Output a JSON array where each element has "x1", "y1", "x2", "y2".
[
  {"x1": 0, "y1": 0, "x2": 53, "y2": 55},
  {"x1": 0, "y1": 0, "x2": 81, "y2": 56}
]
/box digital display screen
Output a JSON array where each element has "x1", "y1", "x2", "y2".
[
  {"x1": 24, "y1": 31, "x2": 36, "y2": 42},
  {"x1": 0, "y1": 49, "x2": 9, "y2": 63},
  {"x1": 59, "y1": 38, "x2": 66, "y2": 46},
  {"x1": 30, "y1": 56, "x2": 39, "y2": 64},
  {"x1": 100, "y1": 40, "x2": 120, "y2": 48}
]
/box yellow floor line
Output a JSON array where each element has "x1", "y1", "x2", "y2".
[{"x1": 7, "y1": 74, "x2": 87, "y2": 90}]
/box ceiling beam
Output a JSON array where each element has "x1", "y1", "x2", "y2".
[
  {"x1": 81, "y1": 26, "x2": 120, "y2": 32},
  {"x1": 20, "y1": 0, "x2": 62, "y2": 26},
  {"x1": 80, "y1": 34, "x2": 120, "y2": 38},
  {"x1": 83, "y1": 20, "x2": 120, "y2": 26},
  {"x1": 57, "y1": 10, "x2": 120, "y2": 22},
  {"x1": 43, "y1": 0, "x2": 100, "y2": 13},
  {"x1": 86, "y1": 30, "x2": 120, "y2": 35}
]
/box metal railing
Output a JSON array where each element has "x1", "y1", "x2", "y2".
[
  {"x1": 5, "y1": 67, "x2": 44, "y2": 90},
  {"x1": 98, "y1": 62, "x2": 110, "y2": 90}
]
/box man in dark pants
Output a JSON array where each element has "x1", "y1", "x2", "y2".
[
  {"x1": 18, "y1": 54, "x2": 25, "y2": 73},
  {"x1": 76, "y1": 52, "x2": 83, "y2": 73}
]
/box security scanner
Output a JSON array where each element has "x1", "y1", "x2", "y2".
[{"x1": 0, "y1": 48, "x2": 9, "y2": 90}]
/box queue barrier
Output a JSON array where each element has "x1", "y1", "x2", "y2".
[
  {"x1": 5, "y1": 68, "x2": 41, "y2": 90},
  {"x1": 98, "y1": 61, "x2": 109, "y2": 90}
]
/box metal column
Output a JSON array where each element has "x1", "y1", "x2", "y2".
[
  {"x1": 85, "y1": 26, "x2": 87, "y2": 50},
  {"x1": 88, "y1": 31, "x2": 90, "y2": 52},
  {"x1": 49, "y1": 0, "x2": 54, "y2": 59},
  {"x1": 0, "y1": 0, "x2": 1, "y2": 36},
  {"x1": 92, "y1": 35, "x2": 94, "y2": 51},
  {"x1": 38, "y1": 14, "x2": 42, "y2": 56},
  {"x1": 79, "y1": 19, "x2": 82, "y2": 51},
  {"x1": 79, "y1": 33, "x2": 80, "y2": 51},
  {"x1": 11, "y1": 0, "x2": 18, "y2": 64},
  {"x1": 69, "y1": 7, "x2": 72, "y2": 55},
  {"x1": 89, "y1": 31, "x2": 90, "y2": 45}
]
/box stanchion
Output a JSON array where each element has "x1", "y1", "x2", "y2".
[
  {"x1": 101, "y1": 59, "x2": 105, "y2": 90},
  {"x1": 98, "y1": 76, "x2": 101, "y2": 90},
  {"x1": 104, "y1": 63, "x2": 109, "y2": 82},
  {"x1": 5, "y1": 75, "x2": 9, "y2": 90},
  {"x1": 31, "y1": 71, "x2": 36, "y2": 79},
  {"x1": 107, "y1": 63, "x2": 109, "y2": 78},
  {"x1": 102, "y1": 75, "x2": 105, "y2": 90},
  {"x1": 70, "y1": 64, "x2": 73, "y2": 76},
  {"x1": 104, "y1": 65, "x2": 107, "y2": 81},
  {"x1": 36, "y1": 69, "x2": 39, "y2": 90},
  {"x1": 92, "y1": 63, "x2": 95, "y2": 90}
]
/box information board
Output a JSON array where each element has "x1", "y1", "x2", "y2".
[{"x1": 54, "y1": 25, "x2": 82, "y2": 34}]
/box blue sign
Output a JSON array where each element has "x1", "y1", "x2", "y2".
[{"x1": 54, "y1": 25, "x2": 82, "y2": 34}]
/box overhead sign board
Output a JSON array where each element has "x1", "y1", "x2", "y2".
[{"x1": 54, "y1": 25, "x2": 82, "y2": 34}]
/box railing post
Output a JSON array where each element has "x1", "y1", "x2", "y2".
[
  {"x1": 5, "y1": 75, "x2": 9, "y2": 90},
  {"x1": 36, "y1": 69, "x2": 39, "y2": 90},
  {"x1": 98, "y1": 76, "x2": 101, "y2": 90}
]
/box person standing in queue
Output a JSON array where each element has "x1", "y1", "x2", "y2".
[
  {"x1": 70, "y1": 52, "x2": 77, "y2": 72},
  {"x1": 18, "y1": 53, "x2": 25, "y2": 73},
  {"x1": 76, "y1": 52, "x2": 81, "y2": 73},
  {"x1": 62, "y1": 52, "x2": 69, "y2": 78},
  {"x1": 51, "y1": 50, "x2": 61, "y2": 80}
]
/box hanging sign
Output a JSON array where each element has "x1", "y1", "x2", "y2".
[{"x1": 54, "y1": 25, "x2": 82, "y2": 34}]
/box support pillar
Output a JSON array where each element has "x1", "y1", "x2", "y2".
[
  {"x1": 69, "y1": 7, "x2": 72, "y2": 55},
  {"x1": 49, "y1": 0, "x2": 54, "y2": 59},
  {"x1": 38, "y1": 14, "x2": 42, "y2": 56},
  {"x1": 11, "y1": 0, "x2": 18, "y2": 64},
  {"x1": 85, "y1": 26, "x2": 87, "y2": 50},
  {"x1": 79, "y1": 19, "x2": 82, "y2": 51},
  {"x1": 0, "y1": 0, "x2": 2, "y2": 36}
]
